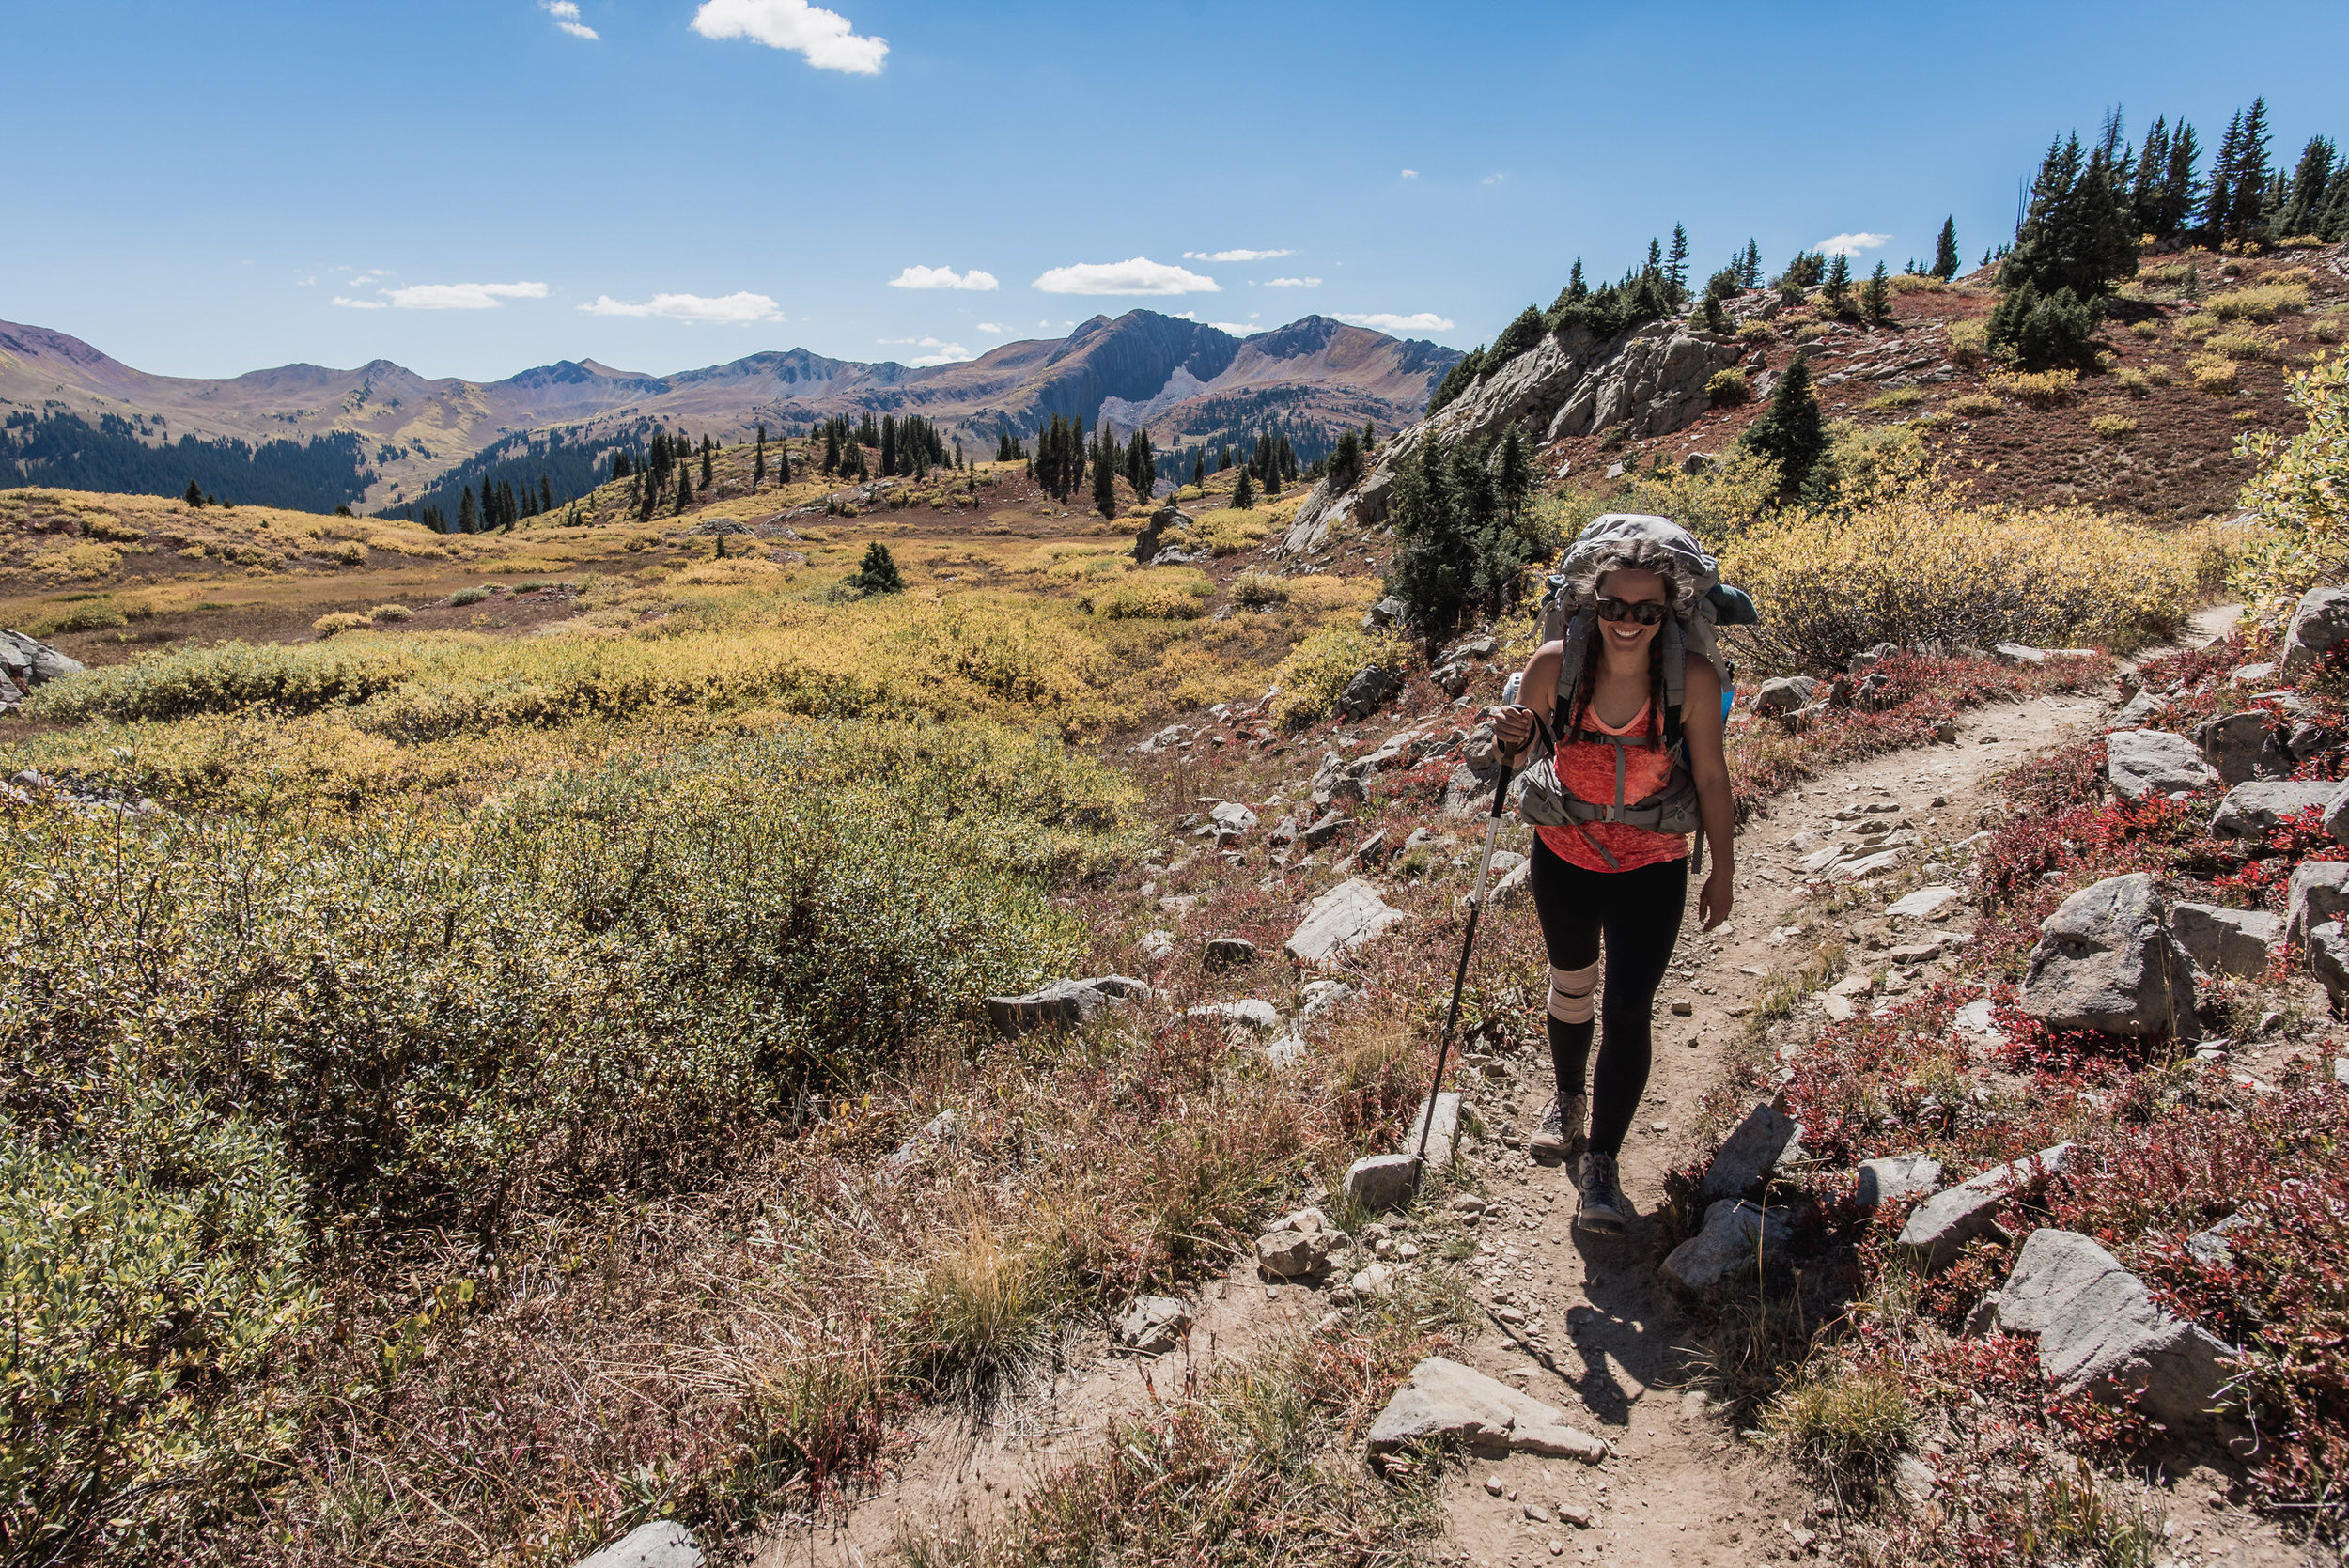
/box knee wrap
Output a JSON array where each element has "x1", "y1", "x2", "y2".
[{"x1": 1548, "y1": 962, "x2": 1599, "y2": 1024}]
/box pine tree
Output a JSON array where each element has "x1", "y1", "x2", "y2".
[
  {"x1": 458, "y1": 486, "x2": 478, "y2": 534},
  {"x1": 822, "y1": 424, "x2": 842, "y2": 474},
  {"x1": 1741, "y1": 240, "x2": 1762, "y2": 288},
  {"x1": 753, "y1": 425, "x2": 766, "y2": 490},
  {"x1": 2129, "y1": 116, "x2": 2170, "y2": 234},
  {"x1": 1666, "y1": 224, "x2": 1690, "y2": 302},
  {"x1": 879, "y1": 415, "x2": 897, "y2": 476},
  {"x1": 1231, "y1": 466, "x2": 1255, "y2": 509},
  {"x1": 1363, "y1": 418, "x2": 1377, "y2": 452},
  {"x1": 2224, "y1": 97, "x2": 2273, "y2": 245},
  {"x1": 1933, "y1": 217, "x2": 1961, "y2": 281},
  {"x1": 2203, "y1": 110, "x2": 2244, "y2": 243},
  {"x1": 1740, "y1": 356, "x2": 1826, "y2": 499},
  {"x1": 996, "y1": 430, "x2": 1013, "y2": 463},
  {"x1": 2274, "y1": 136, "x2": 2338, "y2": 240},
  {"x1": 850, "y1": 541, "x2": 904, "y2": 594},
  {"x1": 1823, "y1": 252, "x2": 1856, "y2": 317},
  {"x1": 675, "y1": 464, "x2": 692, "y2": 514},
  {"x1": 700, "y1": 437, "x2": 712, "y2": 490},
  {"x1": 1565, "y1": 258, "x2": 1586, "y2": 300},
  {"x1": 540, "y1": 474, "x2": 554, "y2": 515},
  {"x1": 1190, "y1": 450, "x2": 1205, "y2": 488},
  {"x1": 2159, "y1": 119, "x2": 2203, "y2": 238},
  {"x1": 1863, "y1": 260, "x2": 1893, "y2": 324},
  {"x1": 1092, "y1": 444, "x2": 1117, "y2": 518},
  {"x1": 1494, "y1": 425, "x2": 1532, "y2": 520},
  {"x1": 776, "y1": 442, "x2": 790, "y2": 486},
  {"x1": 183, "y1": 479, "x2": 203, "y2": 507},
  {"x1": 1999, "y1": 131, "x2": 2138, "y2": 308}
]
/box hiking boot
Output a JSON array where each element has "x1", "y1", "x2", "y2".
[
  {"x1": 1575, "y1": 1152, "x2": 1631, "y2": 1234},
  {"x1": 1527, "y1": 1094, "x2": 1587, "y2": 1163}
]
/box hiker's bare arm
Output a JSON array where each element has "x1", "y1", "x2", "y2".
[
  {"x1": 1493, "y1": 642, "x2": 1562, "y2": 764},
  {"x1": 1683, "y1": 652, "x2": 1735, "y2": 929}
]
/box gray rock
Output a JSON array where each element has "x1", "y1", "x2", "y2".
[
  {"x1": 2210, "y1": 781, "x2": 2341, "y2": 839},
  {"x1": 1264, "y1": 1034, "x2": 1307, "y2": 1069},
  {"x1": 1187, "y1": 999, "x2": 1280, "y2": 1032},
  {"x1": 2280, "y1": 584, "x2": 2349, "y2": 676},
  {"x1": 1300, "y1": 811, "x2": 1348, "y2": 849},
  {"x1": 1982, "y1": 1229, "x2": 2240, "y2": 1433},
  {"x1": 1361, "y1": 596, "x2": 1405, "y2": 631},
  {"x1": 2326, "y1": 781, "x2": 2349, "y2": 847},
  {"x1": 1847, "y1": 642, "x2": 1900, "y2": 674},
  {"x1": 985, "y1": 975, "x2": 1151, "y2": 1036},
  {"x1": 2020, "y1": 874, "x2": 2193, "y2": 1038},
  {"x1": 2111, "y1": 690, "x2": 2169, "y2": 730},
  {"x1": 1661, "y1": 1201, "x2": 1793, "y2": 1294},
  {"x1": 1701, "y1": 1103, "x2": 1804, "y2": 1201},
  {"x1": 1338, "y1": 666, "x2": 1403, "y2": 720},
  {"x1": 1255, "y1": 1227, "x2": 1331, "y2": 1278},
  {"x1": 1898, "y1": 1143, "x2": 2073, "y2": 1271},
  {"x1": 1205, "y1": 936, "x2": 1261, "y2": 970},
  {"x1": 0, "y1": 630, "x2": 84, "y2": 688},
  {"x1": 1344, "y1": 1153, "x2": 1421, "y2": 1212},
  {"x1": 1993, "y1": 642, "x2": 2050, "y2": 664},
  {"x1": 1209, "y1": 801, "x2": 1260, "y2": 834},
  {"x1": 2308, "y1": 920, "x2": 2349, "y2": 1014},
  {"x1": 1489, "y1": 855, "x2": 1534, "y2": 907},
  {"x1": 2168, "y1": 902, "x2": 2281, "y2": 979},
  {"x1": 574, "y1": 1521, "x2": 703, "y2": 1568},
  {"x1": 2285, "y1": 860, "x2": 2349, "y2": 944},
  {"x1": 1284, "y1": 877, "x2": 1407, "y2": 967},
  {"x1": 2104, "y1": 728, "x2": 2220, "y2": 802},
  {"x1": 1752, "y1": 676, "x2": 1821, "y2": 717},
  {"x1": 1295, "y1": 979, "x2": 1356, "y2": 1030},
  {"x1": 2184, "y1": 1211, "x2": 2254, "y2": 1267},
  {"x1": 2194, "y1": 711, "x2": 2291, "y2": 785},
  {"x1": 1404, "y1": 1092, "x2": 1463, "y2": 1169},
  {"x1": 1887, "y1": 884, "x2": 1966, "y2": 920},
  {"x1": 1366, "y1": 1357, "x2": 1609, "y2": 1462},
  {"x1": 1855, "y1": 1154, "x2": 1944, "y2": 1210},
  {"x1": 1432, "y1": 662, "x2": 1472, "y2": 697},
  {"x1": 1115, "y1": 1294, "x2": 1192, "y2": 1355}
]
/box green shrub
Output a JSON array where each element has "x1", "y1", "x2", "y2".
[
  {"x1": 23, "y1": 598, "x2": 129, "y2": 636},
  {"x1": 2089, "y1": 413, "x2": 2139, "y2": 438},
  {"x1": 448, "y1": 586, "x2": 492, "y2": 607},
  {"x1": 1986, "y1": 281, "x2": 2103, "y2": 371},
  {"x1": 1865, "y1": 386, "x2": 1924, "y2": 411},
  {"x1": 310, "y1": 612, "x2": 368, "y2": 638}
]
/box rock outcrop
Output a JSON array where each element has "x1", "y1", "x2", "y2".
[
  {"x1": 1285, "y1": 878, "x2": 1406, "y2": 966},
  {"x1": 1661, "y1": 1201, "x2": 1792, "y2": 1294}
]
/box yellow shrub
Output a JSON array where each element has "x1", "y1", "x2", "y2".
[
  {"x1": 1888, "y1": 273, "x2": 1944, "y2": 294},
  {"x1": 1193, "y1": 509, "x2": 1270, "y2": 555},
  {"x1": 2146, "y1": 362, "x2": 2175, "y2": 385},
  {"x1": 368, "y1": 533, "x2": 448, "y2": 557},
  {"x1": 2112, "y1": 366, "x2": 2151, "y2": 396},
  {"x1": 2316, "y1": 317, "x2": 2347, "y2": 345},
  {"x1": 2175, "y1": 312, "x2": 2221, "y2": 342},
  {"x1": 1947, "y1": 393, "x2": 2005, "y2": 416},
  {"x1": 1079, "y1": 569, "x2": 1212, "y2": 620},
  {"x1": 2229, "y1": 353, "x2": 2349, "y2": 618},
  {"x1": 2208, "y1": 330, "x2": 2279, "y2": 362},
  {"x1": 1735, "y1": 319, "x2": 1777, "y2": 346},
  {"x1": 2089, "y1": 414, "x2": 2139, "y2": 438},
  {"x1": 1948, "y1": 319, "x2": 1990, "y2": 365},
  {"x1": 1865, "y1": 386, "x2": 1923, "y2": 411},
  {"x1": 34, "y1": 543, "x2": 122, "y2": 579},
  {"x1": 1793, "y1": 322, "x2": 1830, "y2": 344},
  {"x1": 1270, "y1": 628, "x2": 1405, "y2": 729},
  {"x1": 82, "y1": 513, "x2": 145, "y2": 542},
  {"x1": 369, "y1": 603, "x2": 414, "y2": 622},
  {"x1": 2128, "y1": 320, "x2": 2162, "y2": 340},
  {"x1": 1229, "y1": 571, "x2": 1290, "y2": 608},
  {"x1": 2190, "y1": 355, "x2": 2241, "y2": 392},
  {"x1": 311, "y1": 612, "x2": 369, "y2": 638},
  {"x1": 2207, "y1": 282, "x2": 2309, "y2": 322},
  {"x1": 1705, "y1": 367, "x2": 1752, "y2": 405},
  {"x1": 327, "y1": 540, "x2": 368, "y2": 566},
  {"x1": 1721, "y1": 491, "x2": 2206, "y2": 673},
  {"x1": 1986, "y1": 368, "x2": 2078, "y2": 407}
]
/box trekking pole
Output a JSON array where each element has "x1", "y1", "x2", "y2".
[{"x1": 1412, "y1": 675, "x2": 1523, "y2": 1190}]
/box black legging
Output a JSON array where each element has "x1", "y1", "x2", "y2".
[{"x1": 1526, "y1": 835, "x2": 1687, "y2": 1158}]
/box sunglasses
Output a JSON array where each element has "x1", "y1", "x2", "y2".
[{"x1": 1595, "y1": 597, "x2": 1668, "y2": 626}]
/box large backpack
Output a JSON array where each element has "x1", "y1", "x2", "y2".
[{"x1": 1514, "y1": 514, "x2": 1758, "y2": 860}]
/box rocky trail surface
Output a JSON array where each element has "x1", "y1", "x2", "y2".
[{"x1": 744, "y1": 609, "x2": 2311, "y2": 1568}]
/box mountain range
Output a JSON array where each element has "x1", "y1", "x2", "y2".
[{"x1": 0, "y1": 312, "x2": 1459, "y2": 509}]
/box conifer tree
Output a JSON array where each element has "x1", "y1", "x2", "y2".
[
  {"x1": 1933, "y1": 217, "x2": 1961, "y2": 281},
  {"x1": 776, "y1": 442, "x2": 790, "y2": 486},
  {"x1": 823, "y1": 423, "x2": 842, "y2": 474},
  {"x1": 1191, "y1": 450, "x2": 1205, "y2": 488},
  {"x1": 1740, "y1": 356, "x2": 1826, "y2": 499},
  {"x1": 540, "y1": 474, "x2": 554, "y2": 515},
  {"x1": 2203, "y1": 111, "x2": 2244, "y2": 243},
  {"x1": 611, "y1": 449, "x2": 632, "y2": 482},
  {"x1": 2224, "y1": 98, "x2": 2273, "y2": 245},
  {"x1": 2274, "y1": 136, "x2": 2338, "y2": 240},
  {"x1": 1495, "y1": 425, "x2": 1532, "y2": 521},
  {"x1": 996, "y1": 430, "x2": 1014, "y2": 463},
  {"x1": 1231, "y1": 466, "x2": 1254, "y2": 509},
  {"x1": 1666, "y1": 224, "x2": 1690, "y2": 302},
  {"x1": 1565, "y1": 258, "x2": 1586, "y2": 300},
  {"x1": 675, "y1": 464, "x2": 692, "y2": 514},
  {"x1": 700, "y1": 437, "x2": 712, "y2": 490},
  {"x1": 458, "y1": 486, "x2": 478, "y2": 534},
  {"x1": 1863, "y1": 260, "x2": 1893, "y2": 324},
  {"x1": 851, "y1": 541, "x2": 904, "y2": 594},
  {"x1": 754, "y1": 425, "x2": 766, "y2": 490},
  {"x1": 1741, "y1": 240, "x2": 1762, "y2": 288},
  {"x1": 183, "y1": 479, "x2": 203, "y2": 507},
  {"x1": 1092, "y1": 446, "x2": 1117, "y2": 518},
  {"x1": 1823, "y1": 252, "x2": 1856, "y2": 317},
  {"x1": 1363, "y1": 418, "x2": 1377, "y2": 452},
  {"x1": 879, "y1": 415, "x2": 897, "y2": 476}
]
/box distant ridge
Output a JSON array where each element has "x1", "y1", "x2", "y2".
[{"x1": 0, "y1": 313, "x2": 1459, "y2": 509}]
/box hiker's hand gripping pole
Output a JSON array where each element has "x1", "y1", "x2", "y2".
[{"x1": 1413, "y1": 676, "x2": 1523, "y2": 1188}]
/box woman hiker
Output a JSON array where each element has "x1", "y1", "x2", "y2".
[{"x1": 1492, "y1": 531, "x2": 1735, "y2": 1234}]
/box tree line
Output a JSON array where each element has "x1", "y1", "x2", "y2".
[{"x1": 1, "y1": 410, "x2": 375, "y2": 512}]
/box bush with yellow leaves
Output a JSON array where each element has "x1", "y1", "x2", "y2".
[
  {"x1": 1986, "y1": 368, "x2": 2079, "y2": 407},
  {"x1": 2228, "y1": 352, "x2": 2349, "y2": 620},
  {"x1": 1270, "y1": 628, "x2": 1406, "y2": 728},
  {"x1": 310, "y1": 611, "x2": 369, "y2": 638}
]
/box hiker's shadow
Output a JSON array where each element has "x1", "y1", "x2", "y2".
[{"x1": 1533, "y1": 1179, "x2": 1697, "y2": 1430}]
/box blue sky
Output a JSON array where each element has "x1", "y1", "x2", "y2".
[{"x1": 6, "y1": 0, "x2": 2343, "y2": 382}]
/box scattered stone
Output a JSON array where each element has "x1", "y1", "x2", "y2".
[
  {"x1": 1449, "y1": 1193, "x2": 1487, "y2": 1217},
  {"x1": 2279, "y1": 583, "x2": 2349, "y2": 676},
  {"x1": 1344, "y1": 1153, "x2": 1421, "y2": 1213},
  {"x1": 1670, "y1": 998, "x2": 1694, "y2": 1017},
  {"x1": 2210, "y1": 780, "x2": 2341, "y2": 839},
  {"x1": 2184, "y1": 1211, "x2": 2254, "y2": 1267},
  {"x1": 1256, "y1": 1226, "x2": 1332, "y2": 1278},
  {"x1": 1186, "y1": 999, "x2": 1280, "y2": 1032},
  {"x1": 1975, "y1": 1229, "x2": 2240, "y2": 1433},
  {"x1": 1701, "y1": 1103, "x2": 1804, "y2": 1201},
  {"x1": 881, "y1": 1108, "x2": 959, "y2": 1174},
  {"x1": 2168, "y1": 902, "x2": 2282, "y2": 980},
  {"x1": 1887, "y1": 885, "x2": 1965, "y2": 921},
  {"x1": 984, "y1": 976, "x2": 1150, "y2": 1036},
  {"x1": 2104, "y1": 728, "x2": 2220, "y2": 802},
  {"x1": 1296, "y1": 979, "x2": 1356, "y2": 1029},
  {"x1": 1404, "y1": 1092, "x2": 1463, "y2": 1170},
  {"x1": 1284, "y1": 877, "x2": 1407, "y2": 967},
  {"x1": 1300, "y1": 811, "x2": 1348, "y2": 849},
  {"x1": 1752, "y1": 676, "x2": 1821, "y2": 718},
  {"x1": 1661, "y1": 1201, "x2": 1793, "y2": 1294},
  {"x1": 574, "y1": 1521, "x2": 703, "y2": 1568},
  {"x1": 1209, "y1": 801, "x2": 1261, "y2": 835},
  {"x1": 1205, "y1": 936, "x2": 1261, "y2": 970},
  {"x1": 2308, "y1": 920, "x2": 2349, "y2": 1014},
  {"x1": 2111, "y1": 690, "x2": 2169, "y2": 730},
  {"x1": 1558, "y1": 1502, "x2": 1595, "y2": 1529},
  {"x1": 1115, "y1": 1295, "x2": 1192, "y2": 1355},
  {"x1": 1339, "y1": 666, "x2": 1404, "y2": 721},
  {"x1": 1265, "y1": 1033, "x2": 1308, "y2": 1069},
  {"x1": 2020, "y1": 874, "x2": 2194, "y2": 1039},
  {"x1": 1524, "y1": 1503, "x2": 1550, "y2": 1523},
  {"x1": 1366, "y1": 1358, "x2": 1609, "y2": 1464},
  {"x1": 1898, "y1": 1143, "x2": 2073, "y2": 1270},
  {"x1": 2194, "y1": 711, "x2": 2292, "y2": 785},
  {"x1": 1138, "y1": 928, "x2": 1175, "y2": 964},
  {"x1": 1361, "y1": 596, "x2": 1405, "y2": 632},
  {"x1": 1952, "y1": 996, "x2": 2004, "y2": 1043},
  {"x1": 1485, "y1": 1474, "x2": 1505, "y2": 1497},
  {"x1": 1855, "y1": 1154, "x2": 1943, "y2": 1210},
  {"x1": 1350, "y1": 1261, "x2": 1396, "y2": 1297},
  {"x1": 2326, "y1": 781, "x2": 2349, "y2": 847}
]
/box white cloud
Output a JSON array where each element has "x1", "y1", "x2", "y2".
[
  {"x1": 540, "y1": 1, "x2": 598, "y2": 39},
  {"x1": 331, "y1": 297, "x2": 386, "y2": 310},
  {"x1": 1481, "y1": 172, "x2": 1504, "y2": 185},
  {"x1": 1816, "y1": 231, "x2": 1892, "y2": 256},
  {"x1": 1182, "y1": 248, "x2": 1292, "y2": 262},
  {"x1": 577, "y1": 290, "x2": 782, "y2": 323},
  {"x1": 1399, "y1": 169, "x2": 1418, "y2": 179},
  {"x1": 690, "y1": 0, "x2": 886, "y2": 75},
  {"x1": 1264, "y1": 276, "x2": 1321, "y2": 288},
  {"x1": 887, "y1": 264, "x2": 999, "y2": 291},
  {"x1": 1334, "y1": 311, "x2": 1455, "y2": 334},
  {"x1": 1207, "y1": 322, "x2": 1257, "y2": 335},
  {"x1": 1032, "y1": 257, "x2": 1219, "y2": 296},
  {"x1": 975, "y1": 322, "x2": 1004, "y2": 334},
  {"x1": 380, "y1": 281, "x2": 549, "y2": 310}
]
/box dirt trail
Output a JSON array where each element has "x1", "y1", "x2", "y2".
[{"x1": 760, "y1": 610, "x2": 2256, "y2": 1568}]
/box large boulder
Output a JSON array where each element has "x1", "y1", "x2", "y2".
[
  {"x1": 1975, "y1": 1229, "x2": 2241, "y2": 1433},
  {"x1": 2309, "y1": 920, "x2": 2349, "y2": 1015},
  {"x1": 1285, "y1": 877, "x2": 1407, "y2": 967},
  {"x1": 1700, "y1": 1103, "x2": 1804, "y2": 1201},
  {"x1": 2104, "y1": 728, "x2": 2219, "y2": 803},
  {"x1": 2209, "y1": 781, "x2": 2341, "y2": 839},
  {"x1": 2019, "y1": 875, "x2": 2193, "y2": 1038},
  {"x1": 2193, "y1": 711, "x2": 2291, "y2": 785},
  {"x1": 1366, "y1": 1357, "x2": 1609, "y2": 1463},
  {"x1": 1338, "y1": 666, "x2": 1404, "y2": 720},
  {"x1": 2325, "y1": 781, "x2": 2349, "y2": 846},
  {"x1": 574, "y1": 1521, "x2": 703, "y2": 1568},
  {"x1": 0, "y1": 630, "x2": 84, "y2": 696},
  {"x1": 1898, "y1": 1143, "x2": 2073, "y2": 1270},
  {"x1": 1344, "y1": 1153, "x2": 1420, "y2": 1213},
  {"x1": 2167, "y1": 902, "x2": 2281, "y2": 979},
  {"x1": 2286, "y1": 861, "x2": 2349, "y2": 944},
  {"x1": 1751, "y1": 676, "x2": 1820, "y2": 718},
  {"x1": 1661, "y1": 1201, "x2": 1793, "y2": 1294},
  {"x1": 1404, "y1": 1092, "x2": 1463, "y2": 1169},
  {"x1": 985, "y1": 976, "x2": 1150, "y2": 1036},
  {"x1": 2280, "y1": 584, "x2": 2349, "y2": 676}
]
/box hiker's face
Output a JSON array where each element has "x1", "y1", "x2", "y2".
[{"x1": 1596, "y1": 568, "x2": 1668, "y2": 660}]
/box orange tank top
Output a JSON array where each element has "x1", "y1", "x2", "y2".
[{"x1": 1533, "y1": 699, "x2": 1690, "y2": 874}]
